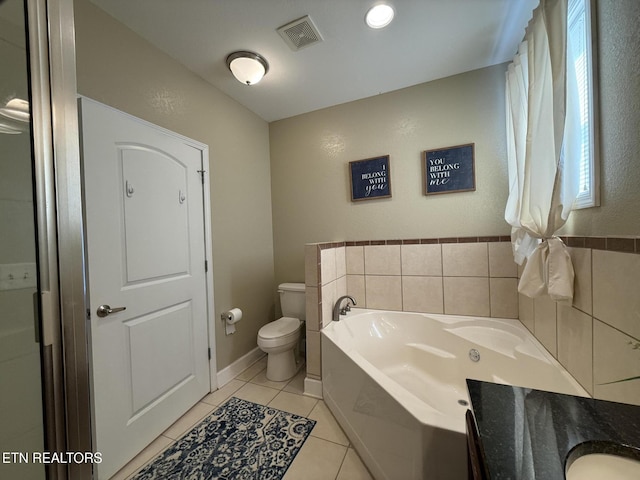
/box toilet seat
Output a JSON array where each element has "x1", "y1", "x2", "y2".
[{"x1": 258, "y1": 317, "x2": 300, "y2": 348}]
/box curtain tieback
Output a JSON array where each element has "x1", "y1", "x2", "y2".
[{"x1": 518, "y1": 236, "x2": 574, "y2": 303}]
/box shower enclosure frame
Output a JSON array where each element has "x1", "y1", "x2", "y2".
[{"x1": 26, "y1": 0, "x2": 94, "y2": 478}]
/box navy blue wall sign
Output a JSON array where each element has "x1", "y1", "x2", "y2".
[
  {"x1": 349, "y1": 155, "x2": 392, "y2": 201},
  {"x1": 423, "y1": 143, "x2": 475, "y2": 195}
]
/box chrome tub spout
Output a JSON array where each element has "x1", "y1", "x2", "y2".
[{"x1": 332, "y1": 295, "x2": 356, "y2": 321}]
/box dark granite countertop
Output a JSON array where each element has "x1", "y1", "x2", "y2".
[{"x1": 467, "y1": 379, "x2": 640, "y2": 479}]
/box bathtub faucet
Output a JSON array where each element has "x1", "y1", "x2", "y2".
[{"x1": 332, "y1": 295, "x2": 357, "y2": 321}]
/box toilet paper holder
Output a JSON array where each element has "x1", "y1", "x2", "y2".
[{"x1": 221, "y1": 308, "x2": 243, "y2": 335}]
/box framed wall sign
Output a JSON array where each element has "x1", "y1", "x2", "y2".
[
  {"x1": 349, "y1": 155, "x2": 392, "y2": 201},
  {"x1": 423, "y1": 143, "x2": 475, "y2": 195}
]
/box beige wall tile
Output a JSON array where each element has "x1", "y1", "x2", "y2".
[
  {"x1": 320, "y1": 277, "x2": 348, "y2": 326},
  {"x1": 346, "y1": 246, "x2": 364, "y2": 274},
  {"x1": 321, "y1": 281, "x2": 337, "y2": 328},
  {"x1": 306, "y1": 331, "x2": 321, "y2": 377},
  {"x1": 305, "y1": 244, "x2": 319, "y2": 287},
  {"x1": 593, "y1": 250, "x2": 640, "y2": 339},
  {"x1": 519, "y1": 293, "x2": 534, "y2": 333},
  {"x1": 490, "y1": 278, "x2": 518, "y2": 319},
  {"x1": 534, "y1": 295, "x2": 557, "y2": 357},
  {"x1": 365, "y1": 275, "x2": 402, "y2": 310},
  {"x1": 593, "y1": 320, "x2": 640, "y2": 406},
  {"x1": 364, "y1": 245, "x2": 401, "y2": 275},
  {"x1": 443, "y1": 277, "x2": 490, "y2": 316},
  {"x1": 305, "y1": 286, "x2": 320, "y2": 331},
  {"x1": 402, "y1": 276, "x2": 444, "y2": 313},
  {"x1": 518, "y1": 260, "x2": 525, "y2": 279},
  {"x1": 335, "y1": 246, "x2": 346, "y2": 278},
  {"x1": 346, "y1": 275, "x2": 366, "y2": 307},
  {"x1": 400, "y1": 244, "x2": 442, "y2": 276},
  {"x1": 568, "y1": 247, "x2": 592, "y2": 315},
  {"x1": 442, "y1": 243, "x2": 488, "y2": 277},
  {"x1": 488, "y1": 242, "x2": 518, "y2": 278},
  {"x1": 320, "y1": 248, "x2": 337, "y2": 285},
  {"x1": 336, "y1": 275, "x2": 347, "y2": 300},
  {"x1": 557, "y1": 305, "x2": 593, "y2": 394}
]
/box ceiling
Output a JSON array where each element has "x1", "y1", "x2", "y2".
[{"x1": 91, "y1": 0, "x2": 538, "y2": 122}]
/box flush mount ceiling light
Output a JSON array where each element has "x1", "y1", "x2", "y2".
[
  {"x1": 365, "y1": 4, "x2": 395, "y2": 29},
  {"x1": 226, "y1": 51, "x2": 269, "y2": 86}
]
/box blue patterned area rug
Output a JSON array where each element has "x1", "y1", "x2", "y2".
[{"x1": 132, "y1": 397, "x2": 316, "y2": 480}]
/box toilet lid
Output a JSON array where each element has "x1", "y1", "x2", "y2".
[{"x1": 258, "y1": 317, "x2": 300, "y2": 340}]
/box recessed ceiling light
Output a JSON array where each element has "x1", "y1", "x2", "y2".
[{"x1": 365, "y1": 4, "x2": 395, "y2": 29}]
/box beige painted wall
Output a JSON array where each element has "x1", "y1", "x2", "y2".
[
  {"x1": 270, "y1": 64, "x2": 510, "y2": 286},
  {"x1": 271, "y1": 0, "x2": 640, "y2": 286},
  {"x1": 74, "y1": 0, "x2": 276, "y2": 370},
  {"x1": 560, "y1": 0, "x2": 640, "y2": 237}
]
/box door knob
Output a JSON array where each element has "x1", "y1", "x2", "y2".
[{"x1": 97, "y1": 304, "x2": 127, "y2": 318}]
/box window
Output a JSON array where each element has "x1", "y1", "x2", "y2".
[{"x1": 568, "y1": 0, "x2": 599, "y2": 208}]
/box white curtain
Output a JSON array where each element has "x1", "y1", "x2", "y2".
[{"x1": 504, "y1": 0, "x2": 581, "y2": 303}]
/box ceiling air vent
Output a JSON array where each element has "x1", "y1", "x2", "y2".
[{"x1": 277, "y1": 15, "x2": 323, "y2": 51}]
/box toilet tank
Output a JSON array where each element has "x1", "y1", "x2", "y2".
[{"x1": 278, "y1": 283, "x2": 306, "y2": 320}]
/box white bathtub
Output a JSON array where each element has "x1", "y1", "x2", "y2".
[{"x1": 321, "y1": 309, "x2": 588, "y2": 480}]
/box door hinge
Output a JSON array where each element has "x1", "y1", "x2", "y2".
[
  {"x1": 208, "y1": 347, "x2": 211, "y2": 360},
  {"x1": 197, "y1": 169, "x2": 206, "y2": 185},
  {"x1": 205, "y1": 260, "x2": 208, "y2": 272}
]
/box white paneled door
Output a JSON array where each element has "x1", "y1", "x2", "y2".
[{"x1": 80, "y1": 98, "x2": 211, "y2": 479}]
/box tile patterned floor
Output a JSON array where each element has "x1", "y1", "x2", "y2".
[{"x1": 109, "y1": 358, "x2": 373, "y2": 480}]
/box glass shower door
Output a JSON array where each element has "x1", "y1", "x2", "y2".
[{"x1": 0, "y1": 0, "x2": 46, "y2": 478}]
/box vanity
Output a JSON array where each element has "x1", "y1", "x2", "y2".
[{"x1": 466, "y1": 379, "x2": 640, "y2": 479}]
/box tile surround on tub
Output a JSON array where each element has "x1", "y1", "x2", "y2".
[
  {"x1": 345, "y1": 246, "x2": 364, "y2": 274},
  {"x1": 400, "y1": 244, "x2": 442, "y2": 276},
  {"x1": 442, "y1": 243, "x2": 489, "y2": 277},
  {"x1": 592, "y1": 249, "x2": 640, "y2": 340},
  {"x1": 593, "y1": 320, "x2": 640, "y2": 405},
  {"x1": 567, "y1": 247, "x2": 592, "y2": 315},
  {"x1": 306, "y1": 235, "x2": 640, "y2": 406},
  {"x1": 320, "y1": 248, "x2": 336, "y2": 286},
  {"x1": 488, "y1": 242, "x2": 518, "y2": 278},
  {"x1": 533, "y1": 295, "x2": 558, "y2": 357},
  {"x1": 402, "y1": 276, "x2": 444, "y2": 314},
  {"x1": 443, "y1": 277, "x2": 490, "y2": 316},
  {"x1": 489, "y1": 278, "x2": 519, "y2": 319},
  {"x1": 365, "y1": 275, "x2": 402, "y2": 311},
  {"x1": 557, "y1": 304, "x2": 593, "y2": 394},
  {"x1": 364, "y1": 245, "x2": 401, "y2": 275}
]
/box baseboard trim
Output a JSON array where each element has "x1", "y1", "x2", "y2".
[
  {"x1": 216, "y1": 347, "x2": 265, "y2": 388},
  {"x1": 304, "y1": 376, "x2": 323, "y2": 399}
]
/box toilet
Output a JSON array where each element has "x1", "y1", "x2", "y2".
[{"x1": 257, "y1": 282, "x2": 305, "y2": 381}]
